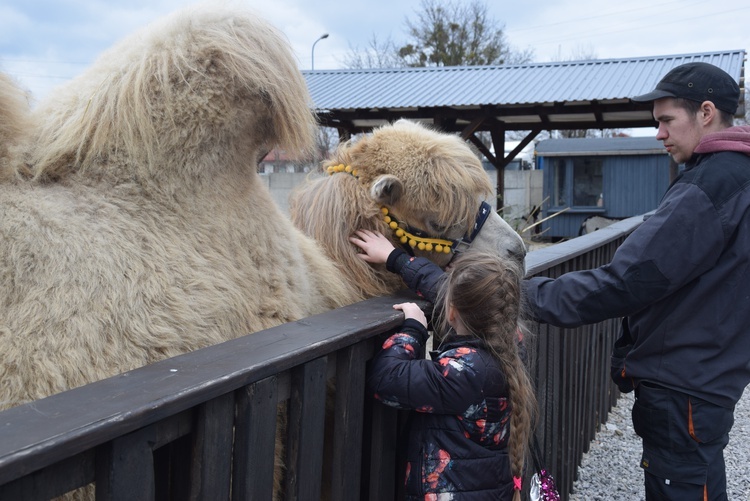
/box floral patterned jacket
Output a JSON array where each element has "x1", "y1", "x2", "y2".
[{"x1": 369, "y1": 250, "x2": 515, "y2": 500}]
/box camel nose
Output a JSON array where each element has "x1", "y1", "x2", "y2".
[{"x1": 507, "y1": 239, "x2": 527, "y2": 267}]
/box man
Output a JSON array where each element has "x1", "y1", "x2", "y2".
[{"x1": 523, "y1": 62, "x2": 750, "y2": 500}]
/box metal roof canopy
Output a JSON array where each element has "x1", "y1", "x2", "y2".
[{"x1": 302, "y1": 50, "x2": 745, "y2": 203}]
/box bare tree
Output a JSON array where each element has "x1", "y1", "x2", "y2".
[
  {"x1": 342, "y1": 0, "x2": 532, "y2": 69},
  {"x1": 549, "y1": 43, "x2": 599, "y2": 63},
  {"x1": 342, "y1": 35, "x2": 403, "y2": 69},
  {"x1": 398, "y1": 0, "x2": 532, "y2": 67}
]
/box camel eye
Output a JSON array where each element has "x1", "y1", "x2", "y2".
[{"x1": 427, "y1": 221, "x2": 450, "y2": 235}]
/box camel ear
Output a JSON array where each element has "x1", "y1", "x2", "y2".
[{"x1": 370, "y1": 174, "x2": 404, "y2": 206}]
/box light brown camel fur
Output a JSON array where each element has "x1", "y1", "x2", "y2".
[
  {"x1": 290, "y1": 119, "x2": 528, "y2": 300},
  {"x1": 0, "y1": 4, "x2": 360, "y2": 418},
  {"x1": 0, "y1": 6, "x2": 360, "y2": 498}
]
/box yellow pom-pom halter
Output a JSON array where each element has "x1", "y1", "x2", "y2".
[
  {"x1": 327, "y1": 163, "x2": 359, "y2": 179},
  {"x1": 381, "y1": 207, "x2": 454, "y2": 254}
]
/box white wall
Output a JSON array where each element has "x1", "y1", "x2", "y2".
[
  {"x1": 258, "y1": 172, "x2": 312, "y2": 215},
  {"x1": 484, "y1": 168, "x2": 543, "y2": 225}
]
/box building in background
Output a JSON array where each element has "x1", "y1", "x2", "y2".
[{"x1": 535, "y1": 137, "x2": 673, "y2": 239}]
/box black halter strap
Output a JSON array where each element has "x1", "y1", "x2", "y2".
[
  {"x1": 392, "y1": 201, "x2": 492, "y2": 256},
  {"x1": 450, "y1": 201, "x2": 492, "y2": 253}
]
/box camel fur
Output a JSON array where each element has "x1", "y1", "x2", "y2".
[
  {"x1": 290, "y1": 119, "x2": 528, "y2": 300},
  {"x1": 0, "y1": 5, "x2": 355, "y2": 410}
]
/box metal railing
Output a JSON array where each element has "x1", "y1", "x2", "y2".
[{"x1": 0, "y1": 215, "x2": 644, "y2": 500}]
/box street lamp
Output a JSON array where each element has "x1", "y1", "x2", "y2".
[{"x1": 311, "y1": 33, "x2": 329, "y2": 71}]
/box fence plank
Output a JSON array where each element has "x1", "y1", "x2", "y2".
[
  {"x1": 285, "y1": 356, "x2": 328, "y2": 500},
  {"x1": 189, "y1": 392, "x2": 235, "y2": 500},
  {"x1": 362, "y1": 396, "x2": 399, "y2": 501},
  {"x1": 95, "y1": 426, "x2": 156, "y2": 501},
  {"x1": 329, "y1": 341, "x2": 370, "y2": 499},
  {"x1": 232, "y1": 376, "x2": 279, "y2": 501}
]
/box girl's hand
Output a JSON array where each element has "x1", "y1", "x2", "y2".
[
  {"x1": 349, "y1": 229, "x2": 396, "y2": 264},
  {"x1": 393, "y1": 302, "x2": 427, "y2": 328}
]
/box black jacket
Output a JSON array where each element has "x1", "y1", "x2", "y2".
[
  {"x1": 368, "y1": 320, "x2": 514, "y2": 500},
  {"x1": 524, "y1": 148, "x2": 750, "y2": 408},
  {"x1": 369, "y1": 251, "x2": 514, "y2": 500}
]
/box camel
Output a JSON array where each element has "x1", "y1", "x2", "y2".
[
  {"x1": 0, "y1": 5, "x2": 358, "y2": 413},
  {"x1": 0, "y1": 5, "x2": 527, "y2": 498},
  {"x1": 0, "y1": 6, "x2": 361, "y2": 499},
  {"x1": 289, "y1": 119, "x2": 528, "y2": 301}
]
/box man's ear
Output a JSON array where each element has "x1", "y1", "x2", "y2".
[
  {"x1": 699, "y1": 101, "x2": 718, "y2": 126},
  {"x1": 370, "y1": 174, "x2": 404, "y2": 206}
]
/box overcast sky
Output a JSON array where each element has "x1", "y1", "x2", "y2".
[{"x1": 1, "y1": 0, "x2": 747, "y2": 104}]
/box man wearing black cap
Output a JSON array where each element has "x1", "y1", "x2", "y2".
[{"x1": 523, "y1": 62, "x2": 750, "y2": 500}]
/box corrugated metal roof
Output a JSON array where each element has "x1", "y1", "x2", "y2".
[
  {"x1": 303, "y1": 50, "x2": 746, "y2": 111},
  {"x1": 536, "y1": 137, "x2": 667, "y2": 156}
]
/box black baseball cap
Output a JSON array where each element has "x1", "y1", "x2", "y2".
[{"x1": 632, "y1": 62, "x2": 740, "y2": 115}]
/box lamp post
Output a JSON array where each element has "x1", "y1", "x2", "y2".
[{"x1": 311, "y1": 33, "x2": 329, "y2": 71}]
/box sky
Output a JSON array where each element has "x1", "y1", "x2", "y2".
[{"x1": 1, "y1": 0, "x2": 747, "y2": 107}]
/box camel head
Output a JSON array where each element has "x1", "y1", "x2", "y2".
[{"x1": 290, "y1": 120, "x2": 527, "y2": 299}]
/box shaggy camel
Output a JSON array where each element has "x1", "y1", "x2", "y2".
[
  {"x1": 0, "y1": 6, "x2": 359, "y2": 499},
  {"x1": 0, "y1": 6, "x2": 358, "y2": 410},
  {"x1": 290, "y1": 119, "x2": 528, "y2": 301},
  {"x1": 0, "y1": 5, "x2": 527, "y2": 498}
]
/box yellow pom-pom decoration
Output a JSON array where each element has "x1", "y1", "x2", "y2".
[
  {"x1": 327, "y1": 166, "x2": 334, "y2": 174},
  {"x1": 409, "y1": 239, "x2": 417, "y2": 247},
  {"x1": 352, "y1": 170, "x2": 358, "y2": 177},
  {"x1": 400, "y1": 236, "x2": 408, "y2": 244},
  {"x1": 425, "y1": 243, "x2": 433, "y2": 252},
  {"x1": 336, "y1": 164, "x2": 345, "y2": 172},
  {"x1": 435, "y1": 244, "x2": 443, "y2": 253},
  {"x1": 443, "y1": 245, "x2": 452, "y2": 253},
  {"x1": 384, "y1": 216, "x2": 392, "y2": 224},
  {"x1": 345, "y1": 165, "x2": 352, "y2": 173},
  {"x1": 381, "y1": 207, "x2": 389, "y2": 215},
  {"x1": 418, "y1": 242, "x2": 426, "y2": 251},
  {"x1": 396, "y1": 229, "x2": 405, "y2": 237},
  {"x1": 389, "y1": 221, "x2": 398, "y2": 230}
]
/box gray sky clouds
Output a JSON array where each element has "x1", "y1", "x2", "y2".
[{"x1": 1, "y1": 0, "x2": 747, "y2": 103}]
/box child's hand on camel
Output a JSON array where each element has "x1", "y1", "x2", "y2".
[{"x1": 350, "y1": 229, "x2": 396, "y2": 264}]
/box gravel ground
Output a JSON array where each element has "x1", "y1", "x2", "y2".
[{"x1": 569, "y1": 389, "x2": 750, "y2": 501}]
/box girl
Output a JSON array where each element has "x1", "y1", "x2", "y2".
[{"x1": 351, "y1": 229, "x2": 536, "y2": 501}]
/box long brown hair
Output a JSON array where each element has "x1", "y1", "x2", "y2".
[{"x1": 436, "y1": 251, "x2": 536, "y2": 501}]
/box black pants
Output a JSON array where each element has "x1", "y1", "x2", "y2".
[{"x1": 632, "y1": 382, "x2": 734, "y2": 501}]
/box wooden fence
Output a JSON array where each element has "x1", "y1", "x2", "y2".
[
  {"x1": 0, "y1": 215, "x2": 644, "y2": 500},
  {"x1": 524, "y1": 214, "x2": 644, "y2": 497}
]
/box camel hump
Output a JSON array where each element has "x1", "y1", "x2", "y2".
[{"x1": 27, "y1": 6, "x2": 317, "y2": 182}]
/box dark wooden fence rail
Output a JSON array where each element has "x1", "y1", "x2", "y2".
[
  {"x1": 0, "y1": 215, "x2": 644, "y2": 500},
  {"x1": 0, "y1": 293, "x2": 421, "y2": 501},
  {"x1": 524, "y1": 214, "x2": 645, "y2": 498}
]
